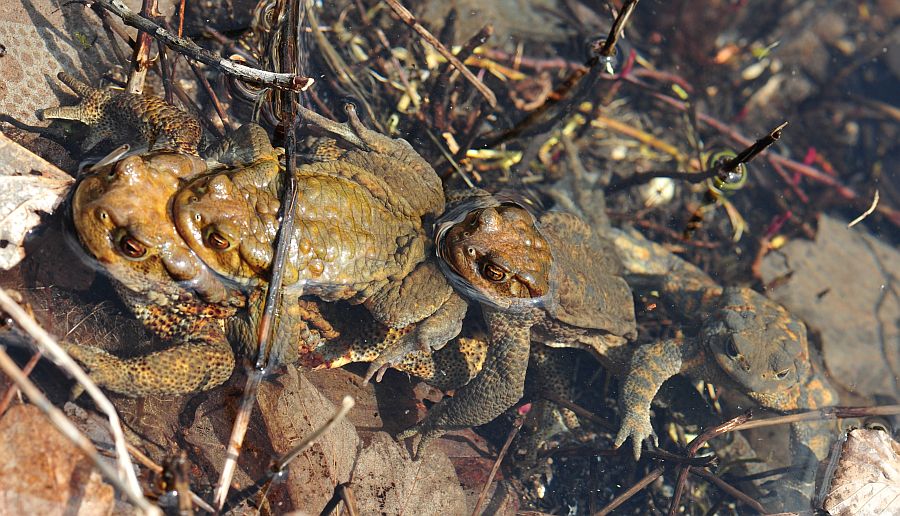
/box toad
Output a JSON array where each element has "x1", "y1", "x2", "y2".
[
  {"x1": 398, "y1": 189, "x2": 638, "y2": 454},
  {"x1": 610, "y1": 228, "x2": 839, "y2": 460},
  {"x1": 41, "y1": 72, "x2": 202, "y2": 155},
  {"x1": 49, "y1": 75, "x2": 470, "y2": 394},
  {"x1": 172, "y1": 103, "x2": 468, "y2": 371},
  {"x1": 65, "y1": 128, "x2": 480, "y2": 395}
]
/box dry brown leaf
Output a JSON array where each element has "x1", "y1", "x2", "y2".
[
  {"x1": 0, "y1": 132, "x2": 73, "y2": 270},
  {"x1": 0, "y1": 404, "x2": 115, "y2": 514},
  {"x1": 351, "y1": 432, "x2": 467, "y2": 515},
  {"x1": 257, "y1": 366, "x2": 360, "y2": 513},
  {"x1": 820, "y1": 429, "x2": 900, "y2": 515}
]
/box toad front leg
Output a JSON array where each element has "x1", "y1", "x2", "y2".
[
  {"x1": 398, "y1": 307, "x2": 533, "y2": 458},
  {"x1": 362, "y1": 260, "x2": 468, "y2": 383}
]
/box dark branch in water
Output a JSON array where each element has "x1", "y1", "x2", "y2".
[{"x1": 91, "y1": 0, "x2": 314, "y2": 91}]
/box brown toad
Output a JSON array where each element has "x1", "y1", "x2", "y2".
[
  {"x1": 172, "y1": 104, "x2": 468, "y2": 371},
  {"x1": 610, "y1": 228, "x2": 839, "y2": 460},
  {"x1": 402, "y1": 190, "x2": 837, "y2": 465},
  {"x1": 50, "y1": 76, "x2": 469, "y2": 394},
  {"x1": 65, "y1": 123, "x2": 480, "y2": 395},
  {"x1": 398, "y1": 190, "x2": 638, "y2": 454}
]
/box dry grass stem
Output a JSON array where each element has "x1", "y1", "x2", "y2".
[
  {"x1": 94, "y1": 0, "x2": 314, "y2": 91},
  {"x1": 383, "y1": 0, "x2": 497, "y2": 107},
  {"x1": 0, "y1": 346, "x2": 159, "y2": 514},
  {"x1": 0, "y1": 289, "x2": 152, "y2": 512}
]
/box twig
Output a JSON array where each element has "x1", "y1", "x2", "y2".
[
  {"x1": 0, "y1": 347, "x2": 160, "y2": 514},
  {"x1": 92, "y1": 0, "x2": 314, "y2": 91},
  {"x1": 848, "y1": 190, "x2": 879, "y2": 228},
  {"x1": 0, "y1": 289, "x2": 151, "y2": 512},
  {"x1": 0, "y1": 349, "x2": 41, "y2": 417},
  {"x1": 732, "y1": 404, "x2": 900, "y2": 432},
  {"x1": 125, "y1": 443, "x2": 216, "y2": 513},
  {"x1": 629, "y1": 84, "x2": 900, "y2": 226},
  {"x1": 605, "y1": 122, "x2": 786, "y2": 194},
  {"x1": 337, "y1": 483, "x2": 359, "y2": 516},
  {"x1": 214, "y1": 2, "x2": 305, "y2": 507},
  {"x1": 541, "y1": 392, "x2": 616, "y2": 432},
  {"x1": 482, "y1": 0, "x2": 640, "y2": 146},
  {"x1": 667, "y1": 412, "x2": 752, "y2": 516},
  {"x1": 212, "y1": 371, "x2": 262, "y2": 510},
  {"x1": 595, "y1": 467, "x2": 664, "y2": 516},
  {"x1": 430, "y1": 24, "x2": 493, "y2": 130},
  {"x1": 382, "y1": 0, "x2": 496, "y2": 107},
  {"x1": 272, "y1": 395, "x2": 354, "y2": 471},
  {"x1": 689, "y1": 468, "x2": 766, "y2": 514},
  {"x1": 222, "y1": 396, "x2": 356, "y2": 512},
  {"x1": 188, "y1": 61, "x2": 231, "y2": 131},
  {"x1": 321, "y1": 482, "x2": 359, "y2": 516},
  {"x1": 124, "y1": 0, "x2": 158, "y2": 94},
  {"x1": 471, "y1": 406, "x2": 527, "y2": 516}
]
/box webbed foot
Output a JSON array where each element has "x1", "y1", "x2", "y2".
[
  {"x1": 396, "y1": 420, "x2": 445, "y2": 460},
  {"x1": 613, "y1": 409, "x2": 658, "y2": 460}
]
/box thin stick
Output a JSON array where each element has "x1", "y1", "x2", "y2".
[
  {"x1": 594, "y1": 467, "x2": 664, "y2": 516},
  {"x1": 92, "y1": 0, "x2": 314, "y2": 92},
  {"x1": 273, "y1": 395, "x2": 354, "y2": 471},
  {"x1": 214, "y1": 2, "x2": 304, "y2": 507},
  {"x1": 541, "y1": 392, "x2": 616, "y2": 432},
  {"x1": 338, "y1": 483, "x2": 359, "y2": 516},
  {"x1": 668, "y1": 412, "x2": 752, "y2": 516},
  {"x1": 0, "y1": 347, "x2": 160, "y2": 514},
  {"x1": 732, "y1": 404, "x2": 900, "y2": 432},
  {"x1": 0, "y1": 349, "x2": 41, "y2": 416},
  {"x1": 471, "y1": 409, "x2": 526, "y2": 516},
  {"x1": 124, "y1": 443, "x2": 216, "y2": 512},
  {"x1": 382, "y1": 0, "x2": 496, "y2": 107},
  {"x1": 125, "y1": 0, "x2": 158, "y2": 94},
  {"x1": 689, "y1": 468, "x2": 766, "y2": 514},
  {"x1": 848, "y1": 190, "x2": 879, "y2": 228},
  {"x1": 0, "y1": 289, "x2": 148, "y2": 510},
  {"x1": 212, "y1": 371, "x2": 261, "y2": 509}
]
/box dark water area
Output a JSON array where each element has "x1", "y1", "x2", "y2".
[{"x1": 0, "y1": 0, "x2": 898, "y2": 514}]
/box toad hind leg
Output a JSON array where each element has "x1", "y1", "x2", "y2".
[
  {"x1": 41, "y1": 72, "x2": 202, "y2": 154},
  {"x1": 63, "y1": 319, "x2": 235, "y2": 396},
  {"x1": 397, "y1": 308, "x2": 532, "y2": 458}
]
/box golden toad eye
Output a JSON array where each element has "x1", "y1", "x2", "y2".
[
  {"x1": 206, "y1": 230, "x2": 231, "y2": 250},
  {"x1": 482, "y1": 262, "x2": 507, "y2": 282},
  {"x1": 118, "y1": 234, "x2": 147, "y2": 260}
]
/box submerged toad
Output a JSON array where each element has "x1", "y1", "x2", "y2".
[
  {"x1": 402, "y1": 189, "x2": 836, "y2": 464},
  {"x1": 41, "y1": 72, "x2": 202, "y2": 155},
  {"x1": 610, "y1": 228, "x2": 839, "y2": 460},
  {"x1": 399, "y1": 190, "x2": 638, "y2": 454}
]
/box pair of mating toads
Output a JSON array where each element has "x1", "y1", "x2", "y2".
[{"x1": 44, "y1": 72, "x2": 836, "y2": 464}]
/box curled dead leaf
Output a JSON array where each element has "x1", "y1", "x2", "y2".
[{"x1": 0, "y1": 133, "x2": 73, "y2": 270}]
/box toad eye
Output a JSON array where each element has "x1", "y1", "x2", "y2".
[
  {"x1": 775, "y1": 368, "x2": 791, "y2": 379},
  {"x1": 118, "y1": 234, "x2": 147, "y2": 260},
  {"x1": 724, "y1": 337, "x2": 741, "y2": 359},
  {"x1": 205, "y1": 229, "x2": 231, "y2": 250},
  {"x1": 481, "y1": 262, "x2": 507, "y2": 282}
]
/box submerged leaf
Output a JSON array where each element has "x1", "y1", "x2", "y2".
[{"x1": 821, "y1": 429, "x2": 900, "y2": 515}]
